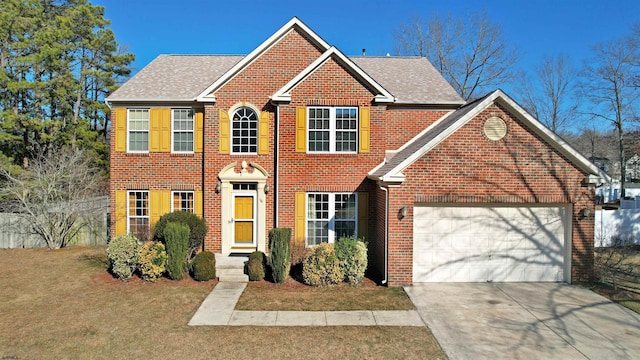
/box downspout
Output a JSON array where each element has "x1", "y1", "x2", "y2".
[
  {"x1": 379, "y1": 185, "x2": 389, "y2": 285},
  {"x1": 274, "y1": 104, "x2": 280, "y2": 228}
]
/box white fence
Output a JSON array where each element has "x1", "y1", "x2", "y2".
[
  {"x1": 595, "y1": 209, "x2": 640, "y2": 247},
  {"x1": 0, "y1": 196, "x2": 109, "y2": 248}
]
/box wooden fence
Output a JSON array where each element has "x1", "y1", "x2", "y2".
[{"x1": 0, "y1": 196, "x2": 109, "y2": 248}]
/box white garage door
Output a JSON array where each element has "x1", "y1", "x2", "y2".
[{"x1": 413, "y1": 205, "x2": 569, "y2": 283}]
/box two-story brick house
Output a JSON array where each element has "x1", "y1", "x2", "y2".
[{"x1": 107, "y1": 17, "x2": 603, "y2": 286}]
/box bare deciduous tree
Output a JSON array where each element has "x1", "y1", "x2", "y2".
[
  {"x1": 0, "y1": 147, "x2": 106, "y2": 249},
  {"x1": 518, "y1": 54, "x2": 579, "y2": 134},
  {"x1": 581, "y1": 33, "x2": 640, "y2": 198},
  {"x1": 393, "y1": 11, "x2": 518, "y2": 100}
]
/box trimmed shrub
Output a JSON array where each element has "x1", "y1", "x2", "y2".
[
  {"x1": 137, "y1": 241, "x2": 167, "y2": 282},
  {"x1": 153, "y1": 211, "x2": 207, "y2": 260},
  {"x1": 302, "y1": 243, "x2": 343, "y2": 286},
  {"x1": 164, "y1": 222, "x2": 190, "y2": 280},
  {"x1": 107, "y1": 234, "x2": 140, "y2": 281},
  {"x1": 191, "y1": 251, "x2": 216, "y2": 281},
  {"x1": 335, "y1": 236, "x2": 368, "y2": 285},
  {"x1": 268, "y1": 228, "x2": 291, "y2": 283},
  {"x1": 248, "y1": 251, "x2": 266, "y2": 281}
]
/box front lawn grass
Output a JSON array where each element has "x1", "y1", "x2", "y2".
[
  {"x1": 236, "y1": 277, "x2": 415, "y2": 311},
  {"x1": 0, "y1": 247, "x2": 446, "y2": 359}
]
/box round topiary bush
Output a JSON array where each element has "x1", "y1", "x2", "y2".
[
  {"x1": 107, "y1": 234, "x2": 141, "y2": 281},
  {"x1": 247, "y1": 251, "x2": 265, "y2": 281},
  {"x1": 153, "y1": 211, "x2": 207, "y2": 260},
  {"x1": 137, "y1": 241, "x2": 167, "y2": 282},
  {"x1": 302, "y1": 243, "x2": 343, "y2": 286},
  {"x1": 335, "y1": 236, "x2": 368, "y2": 285},
  {"x1": 191, "y1": 251, "x2": 216, "y2": 281}
]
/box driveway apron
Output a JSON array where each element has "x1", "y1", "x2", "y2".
[{"x1": 405, "y1": 283, "x2": 640, "y2": 360}]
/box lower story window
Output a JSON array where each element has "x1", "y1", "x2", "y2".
[
  {"x1": 306, "y1": 192, "x2": 357, "y2": 246},
  {"x1": 172, "y1": 191, "x2": 194, "y2": 213},
  {"x1": 128, "y1": 191, "x2": 149, "y2": 241}
]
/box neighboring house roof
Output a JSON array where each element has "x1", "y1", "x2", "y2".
[
  {"x1": 106, "y1": 17, "x2": 463, "y2": 106},
  {"x1": 352, "y1": 57, "x2": 464, "y2": 105},
  {"x1": 369, "y1": 89, "x2": 606, "y2": 184},
  {"x1": 107, "y1": 55, "x2": 243, "y2": 102}
]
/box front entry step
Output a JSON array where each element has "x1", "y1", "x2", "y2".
[{"x1": 215, "y1": 254, "x2": 249, "y2": 282}]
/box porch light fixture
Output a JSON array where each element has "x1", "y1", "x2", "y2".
[
  {"x1": 579, "y1": 208, "x2": 591, "y2": 220},
  {"x1": 399, "y1": 206, "x2": 407, "y2": 219},
  {"x1": 264, "y1": 183, "x2": 270, "y2": 194},
  {"x1": 215, "y1": 180, "x2": 222, "y2": 193}
]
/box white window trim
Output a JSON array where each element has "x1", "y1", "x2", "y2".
[
  {"x1": 171, "y1": 190, "x2": 194, "y2": 213},
  {"x1": 171, "y1": 108, "x2": 195, "y2": 154},
  {"x1": 305, "y1": 192, "x2": 358, "y2": 247},
  {"x1": 307, "y1": 106, "x2": 358, "y2": 154},
  {"x1": 127, "y1": 108, "x2": 150, "y2": 153},
  {"x1": 230, "y1": 106, "x2": 259, "y2": 155},
  {"x1": 127, "y1": 190, "x2": 150, "y2": 237}
]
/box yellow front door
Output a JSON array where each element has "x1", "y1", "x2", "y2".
[{"x1": 234, "y1": 195, "x2": 254, "y2": 245}]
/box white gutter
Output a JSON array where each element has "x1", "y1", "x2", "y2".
[
  {"x1": 379, "y1": 185, "x2": 389, "y2": 285},
  {"x1": 274, "y1": 105, "x2": 280, "y2": 227}
]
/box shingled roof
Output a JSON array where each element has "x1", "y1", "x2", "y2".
[
  {"x1": 106, "y1": 54, "x2": 463, "y2": 105},
  {"x1": 368, "y1": 90, "x2": 604, "y2": 183},
  {"x1": 352, "y1": 57, "x2": 463, "y2": 105},
  {"x1": 107, "y1": 55, "x2": 243, "y2": 102}
]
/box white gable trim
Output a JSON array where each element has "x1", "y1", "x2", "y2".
[
  {"x1": 196, "y1": 17, "x2": 330, "y2": 102},
  {"x1": 271, "y1": 47, "x2": 395, "y2": 103},
  {"x1": 372, "y1": 90, "x2": 605, "y2": 182}
]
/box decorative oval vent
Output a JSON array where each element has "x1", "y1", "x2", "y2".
[{"x1": 484, "y1": 116, "x2": 507, "y2": 141}]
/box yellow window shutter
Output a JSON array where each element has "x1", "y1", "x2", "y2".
[
  {"x1": 115, "y1": 108, "x2": 126, "y2": 152},
  {"x1": 149, "y1": 108, "x2": 160, "y2": 152},
  {"x1": 294, "y1": 192, "x2": 306, "y2": 243},
  {"x1": 194, "y1": 191, "x2": 203, "y2": 217},
  {"x1": 159, "y1": 108, "x2": 171, "y2": 152},
  {"x1": 195, "y1": 111, "x2": 204, "y2": 153},
  {"x1": 150, "y1": 190, "x2": 171, "y2": 229},
  {"x1": 149, "y1": 108, "x2": 170, "y2": 152},
  {"x1": 115, "y1": 190, "x2": 127, "y2": 236},
  {"x1": 219, "y1": 109, "x2": 230, "y2": 154},
  {"x1": 359, "y1": 106, "x2": 370, "y2": 153},
  {"x1": 295, "y1": 106, "x2": 306, "y2": 153},
  {"x1": 357, "y1": 192, "x2": 369, "y2": 240},
  {"x1": 258, "y1": 111, "x2": 269, "y2": 154}
]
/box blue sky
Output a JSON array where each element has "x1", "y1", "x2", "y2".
[{"x1": 96, "y1": 0, "x2": 640, "y2": 76}]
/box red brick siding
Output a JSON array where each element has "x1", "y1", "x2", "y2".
[{"x1": 383, "y1": 103, "x2": 595, "y2": 286}]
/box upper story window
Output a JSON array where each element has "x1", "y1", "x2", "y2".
[
  {"x1": 128, "y1": 109, "x2": 149, "y2": 152},
  {"x1": 232, "y1": 107, "x2": 258, "y2": 154},
  {"x1": 172, "y1": 109, "x2": 194, "y2": 153},
  {"x1": 308, "y1": 107, "x2": 358, "y2": 153}
]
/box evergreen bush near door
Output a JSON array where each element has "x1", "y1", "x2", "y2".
[
  {"x1": 248, "y1": 251, "x2": 266, "y2": 281},
  {"x1": 153, "y1": 211, "x2": 207, "y2": 260},
  {"x1": 191, "y1": 251, "x2": 216, "y2": 281},
  {"x1": 268, "y1": 228, "x2": 291, "y2": 283},
  {"x1": 164, "y1": 222, "x2": 190, "y2": 280}
]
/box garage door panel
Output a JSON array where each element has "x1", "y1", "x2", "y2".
[{"x1": 413, "y1": 205, "x2": 568, "y2": 283}]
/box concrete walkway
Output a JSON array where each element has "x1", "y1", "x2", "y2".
[{"x1": 189, "y1": 282, "x2": 425, "y2": 327}]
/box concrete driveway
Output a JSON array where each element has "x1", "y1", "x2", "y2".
[{"x1": 405, "y1": 283, "x2": 640, "y2": 360}]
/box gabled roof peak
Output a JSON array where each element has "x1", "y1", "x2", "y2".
[
  {"x1": 271, "y1": 46, "x2": 395, "y2": 103},
  {"x1": 196, "y1": 17, "x2": 330, "y2": 102}
]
